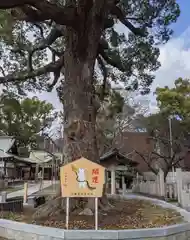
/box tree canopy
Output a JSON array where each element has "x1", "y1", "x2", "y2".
[
  {"x1": 0, "y1": 94, "x2": 56, "y2": 146},
  {"x1": 0, "y1": 0, "x2": 180, "y2": 97},
  {"x1": 156, "y1": 78, "x2": 190, "y2": 121}
]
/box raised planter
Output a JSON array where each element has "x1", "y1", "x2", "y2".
[{"x1": 0, "y1": 194, "x2": 190, "y2": 240}]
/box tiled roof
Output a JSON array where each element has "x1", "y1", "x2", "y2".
[
  {"x1": 100, "y1": 148, "x2": 138, "y2": 166},
  {"x1": 13, "y1": 150, "x2": 61, "y2": 164}
]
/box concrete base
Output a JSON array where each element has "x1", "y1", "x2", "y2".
[{"x1": 0, "y1": 194, "x2": 190, "y2": 240}]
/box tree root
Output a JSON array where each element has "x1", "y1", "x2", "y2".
[
  {"x1": 32, "y1": 194, "x2": 114, "y2": 220},
  {"x1": 32, "y1": 196, "x2": 63, "y2": 220}
]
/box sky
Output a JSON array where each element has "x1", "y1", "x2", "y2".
[
  {"x1": 36, "y1": 1, "x2": 190, "y2": 113},
  {"x1": 149, "y1": 0, "x2": 190, "y2": 111}
]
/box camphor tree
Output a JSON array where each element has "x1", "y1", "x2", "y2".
[{"x1": 0, "y1": 0, "x2": 180, "y2": 215}]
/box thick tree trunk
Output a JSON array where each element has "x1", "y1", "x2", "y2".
[
  {"x1": 62, "y1": 3, "x2": 109, "y2": 214},
  {"x1": 63, "y1": 39, "x2": 99, "y2": 163},
  {"x1": 63, "y1": 1, "x2": 105, "y2": 168},
  {"x1": 33, "y1": 2, "x2": 110, "y2": 219}
]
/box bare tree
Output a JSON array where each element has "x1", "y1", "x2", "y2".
[
  {"x1": 97, "y1": 93, "x2": 149, "y2": 155},
  {"x1": 136, "y1": 136, "x2": 188, "y2": 180}
]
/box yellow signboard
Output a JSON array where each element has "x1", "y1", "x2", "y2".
[{"x1": 60, "y1": 157, "x2": 105, "y2": 198}]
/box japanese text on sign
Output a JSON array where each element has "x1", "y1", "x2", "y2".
[
  {"x1": 60, "y1": 157, "x2": 105, "y2": 198},
  {"x1": 92, "y1": 168, "x2": 99, "y2": 184}
]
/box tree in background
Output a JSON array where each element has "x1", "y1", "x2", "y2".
[
  {"x1": 97, "y1": 91, "x2": 149, "y2": 155},
  {"x1": 0, "y1": 94, "x2": 56, "y2": 147},
  {"x1": 156, "y1": 78, "x2": 190, "y2": 122},
  {"x1": 137, "y1": 78, "x2": 190, "y2": 179},
  {"x1": 0, "y1": 0, "x2": 180, "y2": 214}
]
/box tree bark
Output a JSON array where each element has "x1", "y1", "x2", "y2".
[
  {"x1": 33, "y1": 2, "x2": 111, "y2": 219},
  {"x1": 62, "y1": 2, "x2": 108, "y2": 213},
  {"x1": 63, "y1": 38, "x2": 99, "y2": 163},
  {"x1": 63, "y1": 1, "x2": 106, "y2": 163}
]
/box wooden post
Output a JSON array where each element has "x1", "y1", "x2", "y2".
[
  {"x1": 42, "y1": 166, "x2": 44, "y2": 179},
  {"x1": 29, "y1": 167, "x2": 32, "y2": 180},
  {"x1": 23, "y1": 182, "x2": 28, "y2": 204},
  {"x1": 95, "y1": 197, "x2": 98, "y2": 230},
  {"x1": 136, "y1": 172, "x2": 139, "y2": 185},
  {"x1": 158, "y1": 168, "x2": 165, "y2": 197},
  {"x1": 176, "y1": 168, "x2": 182, "y2": 206},
  {"x1": 1, "y1": 191, "x2": 7, "y2": 203},
  {"x1": 66, "y1": 197, "x2": 70, "y2": 229},
  {"x1": 111, "y1": 169, "x2": 115, "y2": 195},
  {"x1": 3, "y1": 160, "x2": 6, "y2": 177},
  {"x1": 122, "y1": 175, "x2": 126, "y2": 195},
  {"x1": 106, "y1": 170, "x2": 109, "y2": 194},
  {"x1": 35, "y1": 164, "x2": 39, "y2": 182}
]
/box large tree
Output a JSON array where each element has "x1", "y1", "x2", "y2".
[
  {"x1": 0, "y1": 0, "x2": 180, "y2": 214},
  {"x1": 0, "y1": 94, "x2": 56, "y2": 146}
]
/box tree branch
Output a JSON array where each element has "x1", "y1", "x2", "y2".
[
  {"x1": 135, "y1": 150, "x2": 158, "y2": 175},
  {"x1": 1, "y1": 0, "x2": 77, "y2": 27},
  {"x1": 97, "y1": 55, "x2": 108, "y2": 101},
  {"x1": 0, "y1": 0, "x2": 39, "y2": 8},
  {"x1": 27, "y1": 26, "x2": 63, "y2": 72},
  {"x1": 0, "y1": 57, "x2": 64, "y2": 84},
  {"x1": 111, "y1": 6, "x2": 146, "y2": 37},
  {"x1": 99, "y1": 44, "x2": 125, "y2": 72},
  {"x1": 152, "y1": 151, "x2": 170, "y2": 160},
  {"x1": 172, "y1": 157, "x2": 184, "y2": 167}
]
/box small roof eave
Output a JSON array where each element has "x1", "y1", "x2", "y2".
[{"x1": 100, "y1": 148, "x2": 138, "y2": 166}]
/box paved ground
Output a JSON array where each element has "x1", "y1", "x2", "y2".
[
  {"x1": 32, "y1": 181, "x2": 59, "y2": 196},
  {"x1": 0, "y1": 181, "x2": 53, "y2": 200}
]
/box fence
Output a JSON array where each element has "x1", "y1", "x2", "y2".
[
  {"x1": 0, "y1": 197, "x2": 23, "y2": 212},
  {"x1": 133, "y1": 168, "x2": 190, "y2": 209}
]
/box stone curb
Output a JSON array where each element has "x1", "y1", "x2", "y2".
[{"x1": 1, "y1": 194, "x2": 190, "y2": 239}]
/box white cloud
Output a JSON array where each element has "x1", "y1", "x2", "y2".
[
  {"x1": 38, "y1": 27, "x2": 190, "y2": 114},
  {"x1": 147, "y1": 26, "x2": 190, "y2": 112},
  {"x1": 153, "y1": 27, "x2": 190, "y2": 87},
  {"x1": 34, "y1": 89, "x2": 62, "y2": 111}
]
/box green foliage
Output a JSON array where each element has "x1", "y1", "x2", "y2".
[
  {"x1": 107, "y1": 90, "x2": 125, "y2": 118},
  {"x1": 143, "y1": 78, "x2": 190, "y2": 148},
  {"x1": 0, "y1": 94, "x2": 56, "y2": 146},
  {"x1": 0, "y1": 0, "x2": 180, "y2": 96},
  {"x1": 156, "y1": 78, "x2": 190, "y2": 121},
  {"x1": 0, "y1": 10, "x2": 14, "y2": 43}
]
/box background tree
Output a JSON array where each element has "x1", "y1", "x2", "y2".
[
  {"x1": 0, "y1": 0, "x2": 180, "y2": 214},
  {"x1": 97, "y1": 91, "x2": 149, "y2": 154},
  {"x1": 156, "y1": 78, "x2": 190, "y2": 123},
  {"x1": 0, "y1": 94, "x2": 56, "y2": 147},
  {"x1": 137, "y1": 78, "x2": 190, "y2": 179}
]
